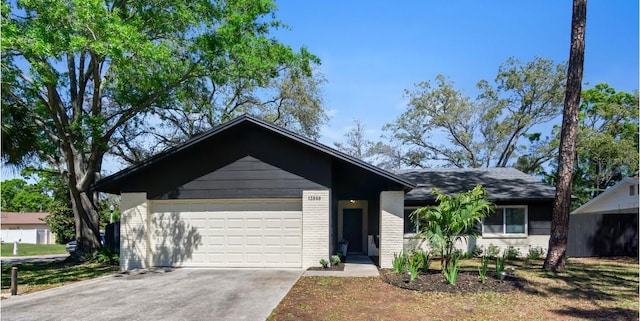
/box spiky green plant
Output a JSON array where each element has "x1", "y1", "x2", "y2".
[
  {"x1": 495, "y1": 255, "x2": 506, "y2": 278},
  {"x1": 407, "y1": 256, "x2": 420, "y2": 282},
  {"x1": 411, "y1": 185, "x2": 495, "y2": 272},
  {"x1": 392, "y1": 251, "x2": 408, "y2": 275},
  {"x1": 478, "y1": 255, "x2": 489, "y2": 283},
  {"x1": 443, "y1": 255, "x2": 460, "y2": 285}
]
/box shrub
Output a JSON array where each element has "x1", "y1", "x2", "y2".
[
  {"x1": 485, "y1": 244, "x2": 500, "y2": 258},
  {"x1": 88, "y1": 247, "x2": 119, "y2": 265},
  {"x1": 452, "y1": 248, "x2": 470, "y2": 259},
  {"x1": 527, "y1": 246, "x2": 546, "y2": 260},
  {"x1": 331, "y1": 255, "x2": 341, "y2": 265},
  {"x1": 319, "y1": 258, "x2": 329, "y2": 268},
  {"x1": 392, "y1": 251, "x2": 408, "y2": 274},
  {"x1": 478, "y1": 256, "x2": 489, "y2": 283},
  {"x1": 443, "y1": 255, "x2": 460, "y2": 285},
  {"x1": 471, "y1": 245, "x2": 484, "y2": 258},
  {"x1": 504, "y1": 246, "x2": 520, "y2": 260}
]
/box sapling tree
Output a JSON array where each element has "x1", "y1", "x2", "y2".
[{"x1": 411, "y1": 185, "x2": 494, "y2": 271}]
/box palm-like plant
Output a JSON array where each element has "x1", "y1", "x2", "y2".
[{"x1": 411, "y1": 185, "x2": 494, "y2": 271}]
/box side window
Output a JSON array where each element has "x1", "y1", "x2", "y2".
[
  {"x1": 483, "y1": 209, "x2": 504, "y2": 234},
  {"x1": 404, "y1": 209, "x2": 418, "y2": 234},
  {"x1": 483, "y1": 206, "x2": 527, "y2": 236}
]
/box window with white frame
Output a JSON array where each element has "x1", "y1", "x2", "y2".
[{"x1": 483, "y1": 206, "x2": 527, "y2": 236}]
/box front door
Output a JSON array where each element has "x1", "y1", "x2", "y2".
[{"x1": 343, "y1": 208, "x2": 363, "y2": 253}]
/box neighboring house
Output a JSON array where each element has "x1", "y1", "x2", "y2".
[
  {"x1": 95, "y1": 115, "x2": 414, "y2": 270},
  {"x1": 397, "y1": 168, "x2": 555, "y2": 256},
  {"x1": 0, "y1": 212, "x2": 56, "y2": 244},
  {"x1": 567, "y1": 178, "x2": 639, "y2": 257},
  {"x1": 571, "y1": 177, "x2": 639, "y2": 216}
]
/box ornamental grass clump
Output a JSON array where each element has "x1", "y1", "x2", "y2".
[
  {"x1": 392, "y1": 251, "x2": 408, "y2": 274},
  {"x1": 443, "y1": 255, "x2": 460, "y2": 285},
  {"x1": 495, "y1": 255, "x2": 506, "y2": 278},
  {"x1": 411, "y1": 249, "x2": 431, "y2": 273},
  {"x1": 407, "y1": 256, "x2": 421, "y2": 282},
  {"x1": 478, "y1": 255, "x2": 489, "y2": 283}
]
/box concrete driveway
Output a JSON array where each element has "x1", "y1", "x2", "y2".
[{"x1": 1, "y1": 268, "x2": 302, "y2": 321}]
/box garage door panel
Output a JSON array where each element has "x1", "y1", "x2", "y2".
[{"x1": 150, "y1": 200, "x2": 302, "y2": 268}]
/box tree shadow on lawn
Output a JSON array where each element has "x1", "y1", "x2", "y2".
[
  {"x1": 1, "y1": 260, "x2": 118, "y2": 293},
  {"x1": 550, "y1": 306, "x2": 637, "y2": 321},
  {"x1": 512, "y1": 258, "x2": 638, "y2": 320}
]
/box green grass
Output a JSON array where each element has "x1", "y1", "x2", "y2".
[
  {"x1": 1, "y1": 260, "x2": 119, "y2": 295},
  {"x1": 1, "y1": 243, "x2": 67, "y2": 256}
]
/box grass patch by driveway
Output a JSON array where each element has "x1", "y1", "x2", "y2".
[
  {"x1": 268, "y1": 257, "x2": 639, "y2": 321},
  {"x1": 1, "y1": 260, "x2": 119, "y2": 296},
  {"x1": 1, "y1": 243, "x2": 67, "y2": 256}
]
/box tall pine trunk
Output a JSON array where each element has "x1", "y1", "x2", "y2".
[{"x1": 543, "y1": 0, "x2": 587, "y2": 272}]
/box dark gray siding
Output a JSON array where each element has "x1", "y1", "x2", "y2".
[
  {"x1": 527, "y1": 202, "x2": 553, "y2": 235},
  {"x1": 116, "y1": 123, "x2": 332, "y2": 199},
  {"x1": 154, "y1": 156, "x2": 325, "y2": 199},
  {"x1": 567, "y1": 213, "x2": 639, "y2": 257}
]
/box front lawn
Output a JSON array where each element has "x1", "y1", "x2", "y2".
[
  {"x1": 1, "y1": 243, "x2": 67, "y2": 256},
  {"x1": 1, "y1": 260, "x2": 119, "y2": 296},
  {"x1": 268, "y1": 257, "x2": 639, "y2": 321}
]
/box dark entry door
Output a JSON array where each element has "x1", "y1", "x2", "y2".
[{"x1": 343, "y1": 208, "x2": 363, "y2": 253}]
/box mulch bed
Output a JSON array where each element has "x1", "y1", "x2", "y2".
[
  {"x1": 380, "y1": 268, "x2": 526, "y2": 293},
  {"x1": 306, "y1": 262, "x2": 345, "y2": 271}
]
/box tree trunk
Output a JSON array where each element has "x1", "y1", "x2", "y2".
[
  {"x1": 69, "y1": 183, "x2": 102, "y2": 255},
  {"x1": 544, "y1": 0, "x2": 587, "y2": 272}
]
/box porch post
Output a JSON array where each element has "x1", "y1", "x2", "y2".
[
  {"x1": 302, "y1": 190, "x2": 330, "y2": 269},
  {"x1": 379, "y1": 191, "x2": 404, "y2": 268}
]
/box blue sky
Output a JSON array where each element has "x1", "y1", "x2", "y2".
[
  {"x1": 3, "y1": 1, "x2": 638, "y2": 180},
  {"x1": 270, "y1": 1, "x2": 639, "y2": 146}
]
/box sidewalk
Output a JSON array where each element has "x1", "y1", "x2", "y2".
[
  {"x1": 1, "y1": 254, "x2": 69, "y2": 264},
  {"x1": 304, "y1": 255, "x2": 379, "y2": 277}
]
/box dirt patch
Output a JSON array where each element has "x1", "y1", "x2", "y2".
[
  {"x1": 380, "y1": 268, "x2": 524, "y2": 293},
  {"x1": 306, "y1": 263, "x2": 345, "y2": 271},
  {"x1": 268, "y1": 258, "x2": 639, "y2": 321}
]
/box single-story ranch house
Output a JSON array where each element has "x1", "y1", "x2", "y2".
[
  {"x1": 1, "y1": 212, "x2": 56, "y2": 244},
  {"x1": 95, "y1": 115, "x2": 555, "y2": 270}
]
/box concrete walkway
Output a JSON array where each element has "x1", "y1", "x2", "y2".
[{"x1": 304, "y1": 255, "x2": 379, "y2": 277}]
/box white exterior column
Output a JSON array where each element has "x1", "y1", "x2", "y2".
[
  {"x1": 120, "y1": 192, "x2": 149, "y2": 270},
  {"x1": 380, "y1": 191, "x2": 404, "y2": 268},
  {"x1": 302, "y1": 190, "x2": 330, "y2": 268}
]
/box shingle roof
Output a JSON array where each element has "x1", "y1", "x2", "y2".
[
  {"x1": 396, "y1": 167, "x2": 555, "y2": 203},
  {"x1": 1, "y1": 212, "x2": 49, "y2": 225}
]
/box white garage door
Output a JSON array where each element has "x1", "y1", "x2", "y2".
[{"x1": 149, "y1": 199, "x2": 302, "y2": 268}]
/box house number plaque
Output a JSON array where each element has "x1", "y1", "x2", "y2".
[{"x1": 307, "y1": 195, "x2": 322, "y2": 201}]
